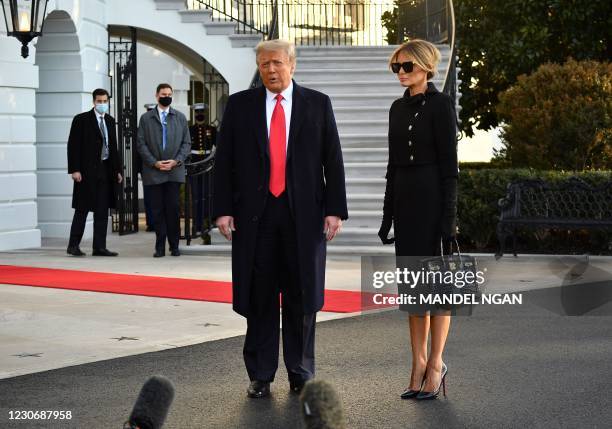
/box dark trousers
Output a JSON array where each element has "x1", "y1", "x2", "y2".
[
  {"x1": 149, "y1": 181, "x2": 180, "y2": 252},
  {"x1": 243, "y1": 192, "x2": 316, "y2": 383},
  {"x1": 142, "y1": 183, "x2": 154, "y2": 228},
  {"x1": 69, "y1": 162, "x2": 110, "y2": 250}
]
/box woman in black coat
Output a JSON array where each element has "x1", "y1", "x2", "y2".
[{"x1": 378, "y1": 40, "x2": 458, "y2": 400}]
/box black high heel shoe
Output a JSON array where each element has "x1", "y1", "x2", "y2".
[
  {"x1": 415, "y1": 363, "x2": 447, "y2": 400},
  {"x1": 400, "y1": 369, "x2": 427, "y2": 399}
]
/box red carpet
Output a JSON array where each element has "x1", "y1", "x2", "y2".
[{"x1": 0, "y1": 265, "x2": 381, "y2": 313}]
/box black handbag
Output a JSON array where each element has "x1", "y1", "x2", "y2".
[{"x1": 420, "y1": 239, "x2": 481, "y2": 299}]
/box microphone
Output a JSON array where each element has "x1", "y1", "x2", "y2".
[
  {"x1": 300, "y1": 380, "x2": 346, "y2": 429},
  {"x1": 125, "y1": 376, "x2": 175, "y2": 429}
]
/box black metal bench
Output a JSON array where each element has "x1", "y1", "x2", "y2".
[{"x1": 496, "y1": 177, "x2": 612, "y2": 258}]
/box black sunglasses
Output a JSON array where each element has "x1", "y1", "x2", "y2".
[{"x1": 391, "y1": 61, "x2": 415, "y2": 73}]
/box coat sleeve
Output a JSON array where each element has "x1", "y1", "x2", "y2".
[
  {"x1": 433, "y1": 95, "x2": 459, "y2": 239},
  {"x1": 108, "y1": 117, "x2": 121, "y2": 174},
  {"x1": 383, "y1": 105, "x2": 395, "y2": 220},
  {"x1": 176, "y1": 115, "x2": 192, "y2": 163},
  {"x1": 136, "y1": 115, "x2": 158, "y2": 168},
  {"x1": 212, "y1": 96, "x2": 235, "y2": 219},
  {"x1": 67, "y1": 115, "x2": 81, "y2": 174},
  {"x1": 322, "y1": 95, "x2": 348, "y2": 220}
]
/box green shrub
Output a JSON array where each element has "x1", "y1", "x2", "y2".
[
  {"x1": 457, "y1": 169, "x2": 612, "y2": 254},
  {"x1": 495, "y1": 59, "x2": 612, "y2": 170}
]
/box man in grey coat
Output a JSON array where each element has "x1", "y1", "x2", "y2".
[{"x1": 137, "y1": 83, "x2": 191, "y2": 257}]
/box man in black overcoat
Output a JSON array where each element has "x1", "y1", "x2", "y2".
[
  {"x1": 213, "y1": 40, "x2": 348, "y2": 398},
  {"x1": 67, "y1": 88, "x2": 122, "y2": 256}
]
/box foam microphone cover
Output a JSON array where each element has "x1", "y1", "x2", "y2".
[
  {"x1": 128, "y1": 375, "x2": 175, "y2": 429},
  {"x1": 300, "y1": 379, "x2": 346, "y2": 429}
]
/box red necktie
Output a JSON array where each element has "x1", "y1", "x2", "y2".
[{"x1": 269, "y1": 94, "x2": 286, "y2": 197}]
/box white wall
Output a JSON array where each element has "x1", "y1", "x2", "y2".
[
  {"x1": 107, "y1": 0, "x2": 256, "y2": 94},
  {"x1": 136, "y1": 43, "x2": 192, "y2": 120},
  {"x1": 0, "y1": 29, "x2": 41, "y2": 251}
]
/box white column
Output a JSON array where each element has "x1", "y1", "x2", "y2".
[{"x1": 0, "y1": 30, "x2": 42, "y2": 251}]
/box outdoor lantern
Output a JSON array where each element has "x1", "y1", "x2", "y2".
[{"x1": 1, "y1": 0, "x2": 50, "y2": 58}]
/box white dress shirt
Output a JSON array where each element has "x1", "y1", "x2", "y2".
[
  {"x1": 95, "y1": 110, "x2": 108, "y2": 142},
  {"x1": 265, "y1": 81, "x2": 293, "y2": 150},
  {"x1": 157, "y1": 105, "x2": 170, "y2": 123}
]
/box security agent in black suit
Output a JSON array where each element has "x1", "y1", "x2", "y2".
[
  {"x1": 67, "y1": 88, "x2": 123, "y2": 256},
  {"x1": 213, "y1": 40, "x2": 348, "y2": 398},
  {"x1": 188, "y1": 102, "x2": 217, "y2": 243}
]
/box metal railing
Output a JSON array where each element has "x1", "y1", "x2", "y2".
[
  {"x1": 189, "y1": 0, "x2": 396, "y2": 46},
  {"x1": 397, "y1": 0, "x2": 458, "y2": 123},
  {"x1": 397, "y1": 0, "x2": 449, "y2": 43},
  {"x1": 183, "y1": 58, "x2": 229, "y2": 244}
]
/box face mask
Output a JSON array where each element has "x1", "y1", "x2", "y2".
[
  {"x1": 195, "y1": 114, "x2": 205, "y2": 122},
  {"x1": 159, "y1": 96, "x2": 172, "y2": 107},
  {"x1": 95, "y1": 103, "x2": 109, "y2": 114}
]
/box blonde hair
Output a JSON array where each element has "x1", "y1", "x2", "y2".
[
  {"x1": 389, "y1": 39, "x2": 441, "y2": 80},
  {"x1": 255, "y1": 39, "x2": 297, "y2": 64}
]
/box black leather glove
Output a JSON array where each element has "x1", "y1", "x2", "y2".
[{"x1": 378, "y1": 217, "x2": 395, "y2": 245}]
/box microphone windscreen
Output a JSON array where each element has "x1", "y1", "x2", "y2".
[
  {"x1": 128, "y1": 375, "x2": 175, "y2": 429},
  {"x1": 300, "y1": 380, "x2": 346, "y2": 429}
]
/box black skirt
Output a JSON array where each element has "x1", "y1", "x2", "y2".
[{"x1": 392, "y1": 164, "x2": 447, "y2": 315}]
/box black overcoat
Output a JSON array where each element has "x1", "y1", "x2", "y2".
[
  {"x1": 213, "y1": 81, "x2": 348, "y2": 317},
  {"x1": 67, "y1": 109, "x2": 121, "y2": 211}
]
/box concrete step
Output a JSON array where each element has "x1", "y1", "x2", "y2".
[
  {"x1": 295, "y1": 68, "x2": 399, "y2": 86},
  {"x1": 296, "y1": 55, "x2": 450, "y2": 72},
  {"x1": 343, "y1": 210, "x2": 384, "y2": 228},
  {"x1": 337, "y1": 119, "x2": 388, "y2": 135},
  {"x1": 329, "y1": 93, "x2": 399, "y2": 108},
  {"x1": 207, "y1": 225, "x2": 383, "y2": 247},
  {"x1": 299, "y1": 80, "x2": 402, "y2": 95},
  {"x1": 300, "y1": 78, "x2": 445, "y2": 95},
  {"x1": 294, "y1": 68, "x2": 398, "y2": 83},
  {"x1": 333, "y1": 105, "x2": 390, "y2": 121},
  {"x1": 342, "y1": 148, "x2": 388, "y2": 163},
  {"x1": 204, "y1": 21, "x2": 237, "y2": 35},
  {"x1": 339, "y1": 133, "x2": 387, "y2": 148},
  {"x1": 328, "y1": 227, "x2": 381, "y2": 245},
  {"x1": 178, "y1": 9, "x2": 212, "y2": 23},
  {"x1": 229, "y1": 33, "x2": 263, "y2": 48},
  {"x1": 154, "y1": 0, "x2": 184, "y2": 10},
  {"x1": 297, "y1": 56, "x2": 395, "y2": 70},
  {"x1": 346, "y1": 177, "x2": 385, "y2": 194},
  {"x1": 347, "y1": 193, "x2": 384, "y2": 210},
  {"x1": 296, "y1": 46, "x2": 399, "y2": 57},
  {"x1": 344, "y1": 162, "x2": 387, "y2": 178},
  {"x1": 181, "y1": 243, "x2": 394, "y2": 255}
]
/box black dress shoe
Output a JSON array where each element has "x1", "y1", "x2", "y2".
[
  {"x1": 170, "y1": 248, "x2": 180, "y2": 257},
  {"x1": 401, "y1": 370, "x2": 427, "y2": 399},
  {"x1": 67, "y1": 246, "x2": 85, "y2": 256},
  {"x1": 289, "y1": 380, "x2": 306, "y2": 394},
  {"x1": 416, "y1": 364, "x2": 448, "y2": 400},
  {"x1": 247, "y1": 381, "x2": 270, "y2": 398},
  {"x1": 400, "y1": 388, "x2": 420, "y2": 399},
  {"x1": 92, "y1": 248, "x2": 118, "y2": 256},
  {"x1": 153, "y1": 250, "x2": 165, "y2": 258}
]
